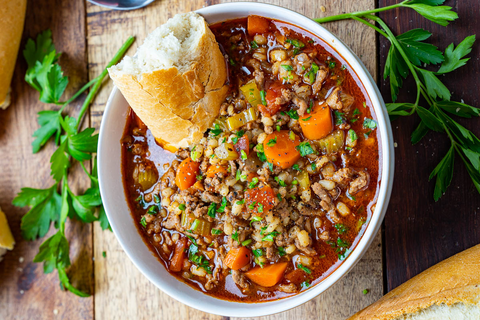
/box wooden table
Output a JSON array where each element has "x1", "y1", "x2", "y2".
[{"x1": 0, "y1": 0, "x2": 478, "y2": 319}]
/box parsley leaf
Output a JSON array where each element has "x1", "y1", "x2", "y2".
[
  {"x1": 404, "y1": 2, "x2": 458, "y2": 26},
  {"x1": 296, "y1": 142, "x2": 315, "y2": 157},
  {"x1": 252, "y1": 249, "x2": 263, "y2": 257},
  {"x1": 297, "y1": 264, "x2": 312, "y2": 274},
  {"x1": 429, "y1": 145, "x2": 455, "y2": 201},
  {"x1": 32, "y1": 110, "x2": 62, "y2": 153},
  {"x1": 217, "y1": 197, "x2": 228, "y2": 213},
  {"x1": 437, "y1": 35, "x2": 476, "y2": 74},
  {"x1": 207, "y1": 202, "x2": 217, "y2": 218},
  {"x1": 286, "y1": 110, "x2": 299, "y2": 120},
  {"x1": 266, "y1": 137, "x2": 277, "y2": 147},
  {"x1": 396, "y1": 29, "x2": 444, "y2": 67},
  {"x1": 363, "y1": 118, "x2": 378, "y2": 130},
  {"x1": 334, "y1": 224, "x2": 348, "y2": 234}
]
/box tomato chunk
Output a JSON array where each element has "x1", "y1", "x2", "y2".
[
  {"x1": 260, "y1": 82, "x2": 285, "y2": 117},
  {"x1": 245, "y1": 184, "x2": 276, "y2": 216},
  {"x1": 169, "y1": 237, "x2": 187, "y2": 272},
  {"x1": 247, "y1": 15, "x2": 270, "y2": 36},
  {"x1": 234, "y1": 134, "x2": 250, "y2": 156},
  {"x1": 176, "y1": 158, "x2": 200, "y2": 190}
]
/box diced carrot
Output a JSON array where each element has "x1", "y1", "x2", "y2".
[
  {"x1": 244, "y1": 184, "x2": 276, "y2": 216},
  {"x1": 176, "y1": 158, "x2": 200, "y2": 190},
  {"x1": 206, "y1": 164, "x2": 228, "y2": 178},
  {"x1": 169, "y1": 237, "x2": 187, "y2": 272},
  {"x1": 244, "y1": 262, "x2": 288, "y2": 287},
  {"x1": 299, "y1": 102, "x2": 333, "y2": 140},
  {"x1": 224, "y1": 247, "x2": 251, "y2": 270},
  {"x1": 247, "y1": 15, "x2": 270, "y2": 36},
  {"x1": 192, "y1": 180, "x2": 204, "y2": 191},
  {"x1": 263, "y1": 130, "x2": 301, "y2": 169},
  {"x1": 234, "y1": 134, "x2": 250, "y2": 156}
]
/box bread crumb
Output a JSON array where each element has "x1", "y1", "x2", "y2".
[
  {"x1": 320, "y1": 6, "x2": 326, "y2": 12},
  {"x1": 394, "y1": 142, "x2": 398, "y2": 148},
  {"x1": 19, "y1": 257, "x2": 24, "y2": 263},
  {"x1": 53, "y1": 309, "x2": 59, "y2": 315}
]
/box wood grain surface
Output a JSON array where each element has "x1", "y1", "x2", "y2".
[
  {"x1": 0, "y1": 1, "x2": 381, "y2": 319},
  {"x1": 378, "y1": 0, "x2": 480, "y2": 292}
]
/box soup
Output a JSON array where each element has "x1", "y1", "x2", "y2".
[{"x1": 121, "y1": 15, "x2": 380, "y2": 302}]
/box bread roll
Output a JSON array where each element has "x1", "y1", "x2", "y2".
[
  {"x1": 108, "y1": 12, "x2": 228, "y2": 152},
  {"x1": 349, "y1": 244, "x2": 480, "y2": 319},
  {"x1": 0, "y1": 0, "x2": 27, "y2": 109},
  {"x1": 0, "y1": 206, "x2": 15, "y2": 262}
]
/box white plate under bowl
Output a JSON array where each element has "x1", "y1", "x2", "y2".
[{"x1": 98, "y1": 2, "x2": 394, "y2": 317}]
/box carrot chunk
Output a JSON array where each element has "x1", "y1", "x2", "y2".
[
  {"x1": 205, "y1": 164, "x2": 228, "y2": 178},
  {"x1": 244, "y1": 262, "x2": 288, "y2": 287},
  {"x1": 224, "y1": 247, "x2": 251, "y2": 270},
  {"x1": 247, "y1": 15, "x2": 270, "y2": 36},
  {"x1": 175, "y1": 158, "x2": 200, "y2": 190},
  {"x1": 169, "y1": 237, "x2": 187, "y2": 272},
  {"x1": 263, "y1": 130, "x2": 301, "y2": 169},
  {"x1": 299, "y1": 102, "x2": 333, "y2": 140}
]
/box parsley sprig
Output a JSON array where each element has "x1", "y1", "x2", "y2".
[
  {"x1": 316, "y1": 0, "x2": 480, "y2": 201},
  {"x1": 12, "y1": 30, "x2": 135, "y2": 296}
]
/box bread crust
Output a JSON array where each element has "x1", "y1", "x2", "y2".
[
  {"x1": 108, "y1": 16, "x2": 228, "y2": 150},
  {"x1": 0, "y1": 0, "x2": 27, "y2": 108},
  {"x1": 348, "y1": 244, "x2": 480, "y2": 319}
]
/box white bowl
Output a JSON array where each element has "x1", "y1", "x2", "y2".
[{"x1": 98, "y1": 2, "x2": 394, "y2": 317}]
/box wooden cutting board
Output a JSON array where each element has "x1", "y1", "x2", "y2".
[{"x1": 0, "y1": 1, "x2": 380, "y2": 319}]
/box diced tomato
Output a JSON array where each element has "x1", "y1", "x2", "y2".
[
  {"x1": 247, "y1": 16, "x2": 270, "y2": 36},
  {"x1": 245, "y1": 184, "x2": 276, "y2": 216},
  {"x1": 234, "y1": 134, "x2": 250, "y2": 156},
  {"x1": 169, "y1": 237, "x2": 187, "y2": 272},
  {"x1": 261, "y1": 82, "x2": 286, "y2": 116}
]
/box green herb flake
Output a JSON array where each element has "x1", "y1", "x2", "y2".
[
  {"x1": 363, "y1": 289, "x2": 369, "y2": 295},
  {"x1": 260, "y1": 90, "x2": 267, "y2": 105},
  {"x1": 286, "y1": 38, "x2": 305, "y2": 48},
  {"x1": 286, "y1": 110, "x2": 299, "y2": 120},
  {"x1": 207, "y1": 202, "x2": 216, "y2": 218},
  {"x1": 217, "y1": 197, "x2": 228, "y2": 213},
  {"x1": 295, "y1": 142, "x2": 315, "y2": 157},
  {"x1": 266, "y1": 137, "x2": 278, "y2": 147},
  {"x1": 297, "y1": 264, "x2": 312, "y2": 274},
  {"x1": 211, "y1": 228, "x2": 223, "y2": 235},
  {"x1": 363, "y1": 118, "x2": 378, "y2": 129},
  {"x1": 292, "y1": 164, "x2": 301, "y2": 171},
  {"x1": 250, "y1": 40, "x2": 259, "y2": 49},
  {"x1": 147, "y1": 206, "x2": 158, "y2": 215},
  {"x1": 140, "y1": 216, "x2": 147, "y2": 228},
  {"x1": 232, "y1": 229, "x2": 239, "y2": 242},
  {"x1": 278, "y1": 247, "x2": 286, "y2": 256},
  {"x1": 311, "y1": 163, "x2": 317, "y2": 171},
  {"x1": 241, "y1": 239, "x2": 252, "y2": 246},
  {"x1": 334, "y1": 223, "x2": 348, "y2": 234},
  {"x1": 178, "y1": 204, "x2": 186, "y2": 211},
  {"x1": 252, "y1": 248, "x2": 263, "y2": 257},
  {"x1": 241, "y1": 150, "x2": 248, "y2": 160},
  {"x1": 262, "y1": 231, "x2": 279, "y2": 242},
  {"x1": 302, "y1": 116, "x2": 312, "y2": 121},
  {"x1": 249, "y1": 177, "x2": 259, "y2": 189}
]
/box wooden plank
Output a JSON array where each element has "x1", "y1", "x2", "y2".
[
  {"x1": 379, "y1": 0, "x2": 480, "y2": 291},
  {"x1": 87, "y1": 1, "x2": 380, "y2": 319},
  {"x1": 0, "y1": 0, "x2": 93, "y2": 319}
]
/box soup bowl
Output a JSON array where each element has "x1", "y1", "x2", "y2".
[{"x1": 98, "y1": 2, "x2": 394, "y2": 317}]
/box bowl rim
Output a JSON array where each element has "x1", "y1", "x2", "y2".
[{"x1": 98, "y1": 2, "x2": 394, "y2": 317}]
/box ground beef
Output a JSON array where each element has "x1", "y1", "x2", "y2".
[
  {"x1": 163, "y1": 212, "x2": 180, "y2": 230},
  {"x1": 349, "y1": 171, "x2": 370, "y2": 194},
  {"x1": 232, "y1": 270, "x2": 250, "y2": 289},
  {"x1": 331, "y1": 168, "x2": 356, "y2": 187},
  {"x1": 312, "y1": 65, "x2": 328, "y2": 94},
  {"x1": 278, "y1": 283, "x2": 298, "y2": 293}
]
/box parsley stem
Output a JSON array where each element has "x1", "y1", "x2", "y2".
[
  {"x1": 314, "y1": 1, "x2": 408, "y2": 23},
  {"x1": 80, "y1": 161, "x2": 97, "y2": 182},
  {"x1": 75, "y1": 36, "x2": 135, "y2": 132},
  {"x1": 350, "y1": 16, "x2": 389, "y2": 39},
  {"x1": 59, "y1": 77, "x2": 99, "y2": 113}
]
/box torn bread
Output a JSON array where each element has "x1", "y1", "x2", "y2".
[
  {"x1": 348, "y1": 244, "x2": 480, "y2": 320},
  {"x1": 108, "y1": 12, "x2": 228, "y2": 151},
  {"x1": 0, "y1": 0, "x2": 27, "y2": 109},
  {"x1": 0, "y1": 206, "x2": 15, "y2": 262}
]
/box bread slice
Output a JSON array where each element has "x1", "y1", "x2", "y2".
[
  {"x1": 108, "y1": 12, "x2": 228, "y2": 151},
  {"x1": 0, "y1": 0, "x2": 27, "y2": 109},
  {"x1": 0, "y1": 206, "x2": 15, "y2": 262},
  {"x1": 348, "y1": 244, "x2": 480, "y2": 319}
]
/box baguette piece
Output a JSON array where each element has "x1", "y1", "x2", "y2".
[
  {"x1": 0, "y1": 0, "x2": 27, "y2": 109},
  {"x1": 349, "y1": 244, "x2": 480, "y2": 320},
  {"x1": 0, "y1": 206, "x2": 15, "y2": 262},
  {"x1": 108, "y1": 12, "x2": 228, "y2": 152}
]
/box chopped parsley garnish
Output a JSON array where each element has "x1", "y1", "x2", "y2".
[
  {"x1": 232, "y1": 229, "x2": 239, "y2": 242},
  {"x1": 236, "y1": 169, "x2": 241, "y2": 181},
  {"x1": 306, "y1": 62, "x2": 319, "y2": 84},
  {"x1": 292, "y1": 180, "x2": 298, "y2": 185},
  {"x1": 297, "y1": 264, "x2": 312, "y2": 274},
  {"x1": 296, "y1": 142, "x2": 315, "y2": 156},
  {"x1": 229, "y1": 57, "x2": 236, "y2": 66},
  {"x1": 307, "y1": 101, "x2": 313, "y2": 113},
  {"x1": 285, "y1": 38, "x2": 305, "y2": 48},
  {"x1": 178, "y1": 204, "x2": 186, "y2": 211},
  {"x1": 286, "y1": 109, "x2": 299, "y2": 120},
  {"x1": 260, "y1": 90, "x2": 267, "y2": 105},
  {"x1": 302, "y1": 116, "x2": 312, "y2": 121},
  {"x1": 210, "y1": 123, "x2": 222, "y2": 137},
  {"x1": 311, "y1": 162, "x2": 317, "y2": 171},
  {"x1": 262, "y1": 231, "x2": 279, "y2": 242},
  {"x1": 190, "y1": 219, "x2": 200, "y2": 231},
  {"x1": 341, "y1": 64, "x2": 347, "y2": 70},
  {"x1": 250, "y1": 40, "x2": 259, "y2": 49},
  {"x1": 334, "y1": 223, "x2": 348, "y2": 234},
  {"x1": 292, "y1": 164, "x2": 300, "y2": 171},
  {"x1": 153, "y1": 194, "x2": 160, "y2": 204},
  {"x1": 363, "y1": 289, "x2": 369, "y2": 295},
  {"x1": 211, "y1": 228, "x2": 223, "y2": 235},
  {"x1": 257, "y1": 203, "x2": 264, "y2": 213},
  {"x1": 275, "y1": 176, "x2": 286, "y2": 187},
  {"x1": 276, "y1": 125, "x2": 281, "y2": 132},
  {"x1": 260, "y1": 226, "x2": 268, "y2": 235},
  {"x1": 364, "y1": 130, "x2": 372, "y2": 139},
  {"x1": 147, "y1": 206, "x2": 158, "y2": 215},
  {"x1": 102, "y1": 251, "x2": 106, "y2": 258},
  {"x1": 248, "y1": 201, "x2": 256, "y2": 211},
  {"x1": 216, "y1": 197, "x2": 228, "y2": 213},
  {"x1": 236, "y1": 199, "x2": 245, "y2": 205},
  {"x1": 363, "y1": 118, "x2": 378, "y2": 129},
  {"x1": 276, "y1": 193, "x2": 282, "y2": 202},
  {"x1": 188, "y1": 243, "x2": 212, "y2": 274},
  {"x1": 289, "y1": 131, "x2": 296, "y2": 141},
  {"x1": 301, "y1": 281, "x2": 310, "y2": 288},
  {"x1": 140, "y1": 216, "x2": 147, "y2": 227},
  {"x1": 346, "y1": 190, "x2": 357, "y2": 201},
  {"x1": 207, "y1": 202, "x2": 216, "y2": 218},
  {"x1": 337, "y1": 237, "x2": 349, "y2": 248},
  {"x1": 353, "y1": 108, "x2": 361, "y2": 116},
  {"x1": 249, "y1": 177, "x2": 259, "y2": 189},
  {"x1": 252, "y1": 248, "x2": 263, "y2": 257},
  {"x1": 240, "y1": 150, "x2": 248, "y2": 160},
  {"x1": 334, "y1": 110, "x2": 346, "y2": 125},
  {"x1": 328, "y1": 60, "x2": 337, "y2": 69},
  {"x1": 281, "y1": 64, "x2": 293, "y2": 71},
  {"x1": 266, "y1": 137, "x2": 277, "y2": 147},
  {"x1": 196, "y1": 174, "x2": 203, "y2": 181},
  {"x1": 241, "y1": 239, "x2": 252, "y2": 246},
  {"x1": 250, "y1": 216, "x2": 262, "y2": 225},
  {"x1": 277, "y1": 247, "x2": 286, "y2": 256},
  {"x1": 348, "y1": 129, "x2": 358, "y2": 142},
  {"x1": 268, "y1": 162, "x2": 274, "y2": 172}
]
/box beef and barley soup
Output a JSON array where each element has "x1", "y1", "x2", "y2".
[{"x1": 121, "y1": 16, "x2": 381, "y2": 302}]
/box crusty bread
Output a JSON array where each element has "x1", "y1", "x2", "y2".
[
  {"x1": 349, "y1": 244, "x2": 480, "y2": 320},
  {"x1": 0, "y1": 0, "x2": 27, "y2": 109},
  {"x1": 108, "y1": 12, "x2": 228, "y2": 151},
  {"x1": 0, "y1": 206, "x2": 15, "y2": 262}
]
